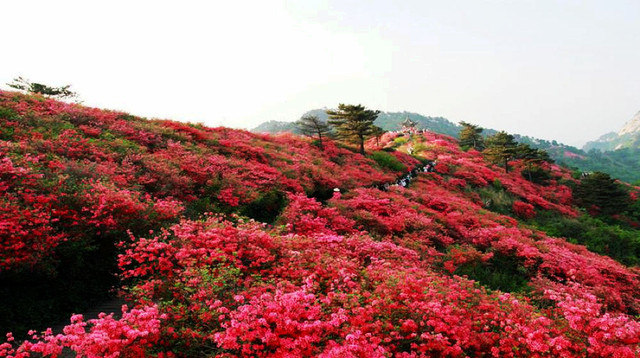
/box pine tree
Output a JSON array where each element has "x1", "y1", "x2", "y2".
[
  {"x1": 515, "y1": 143, "x2": 552, "y2": 183},
  {"x1": 7, "y1": 76, "x2": 78, "y2": 100},
  {"x1": 483, "y1": 131, "x2": 518, "y2": 172},
  {"x1": 326, "y1": 104, "x2": 380, "y2": 155},
  {"x1": 458, "y1": 121, "x2": 485, "y2": 151},
  {"x1": 295, "y1": 114, "x2": 331, "y2": 149},
  {"x1": 574, "y1": 172, "x2": 631, "y2": 216},
  {"x1": 371, "y1": 125, "x2": 386, "y2": 148}
]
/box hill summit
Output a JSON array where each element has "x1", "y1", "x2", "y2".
[{"x1": 0, "y1": 91, "x2": 639, "y2": 357}]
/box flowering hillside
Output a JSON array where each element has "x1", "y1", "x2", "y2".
[{"x1": 1, "y1": 91, "x2": 639, "y2": 357}]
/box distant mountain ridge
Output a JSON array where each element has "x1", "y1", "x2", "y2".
[
  {"x1": 583, "y1": 111, "x2": 640, "y2": 152},
  {"x1": 252, "y1": 109, "x2": 461, "y2": 138},
  {"x1": 252, "y1": 120, "x2": 299, "y2": 134},
  {"x1": 252, "y1": 109, "x2": 640, "y2": 183}
]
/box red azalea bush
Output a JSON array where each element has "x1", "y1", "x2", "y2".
[
  {"x1": 0, "y1": 305, "x2": 165, "y2": 358},
  {"x1": 513, "y1": 201, "x2": 536, "y2": 219},
  {"x1": 8, "y1": 213, "x2": 637, "y2": 357}
]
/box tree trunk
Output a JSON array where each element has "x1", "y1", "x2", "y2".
[{"x1": 359, "y1": 136, "x2": 365, "y2": 155}]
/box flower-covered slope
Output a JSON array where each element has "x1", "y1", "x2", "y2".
[
  {"x1": 1, "y1": 92, "x2": 639, "y2": 357},
  {"x1": 0, "y1": 91, "x2": 409, "y2": 272}
]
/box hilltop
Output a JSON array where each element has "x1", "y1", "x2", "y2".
[
  {"x1": 0, "y1": 91, "x2": 639, "y2": 357},
  {"x1": 253, "y1": 109, "x2": 640, "y2": 183}
]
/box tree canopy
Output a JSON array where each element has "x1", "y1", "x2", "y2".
[
  {"x1": 326, "y1": 104, "x2": 380, "y2": 155},
  {"x1": 574, "y1": 172, "x2": 631, "y2": 216},
  {"x1": 371, "y1": 125, "x2": 386, "y2": 148},
  {"x1": 515, "y1": 143, "x2": 552, "y2": 183},
  {"x1": 483, "y1": 131, "x2": 518, "y2": 172},
  {"x1": 7, "y1": 77, "x2": 78, "y2": 100},
  {"x1": 458, "y1": 121, "x2": 485, "y2": 151},
  {"x1": 295, "y1": 114, "x2": 331, "y2": 149}
]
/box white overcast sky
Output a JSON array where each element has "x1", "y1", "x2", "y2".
[{"x1": 1, "y1": 0, "x2": 639, "y2": 147}]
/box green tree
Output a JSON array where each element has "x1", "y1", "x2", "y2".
[
  {"x1": 515, "y1": 143, "x2": 552, "y2": 183},
  {"x1": 483, "y1": 131, "x2": 518, "y2": 172},
  {"x1": 327, "y1": 104, "x2": 380, "y2": 155},
  {"x1": 7, "y1": 76, "x2": 78, "y2": 100},
  {"x1": 371, "y1": 125, "x2": 386, "y2": 148},
  {"x1": 574, "y1": 172, "x2": 631, "y2": 216},
  {"x1": 295, "y1": 114, "x2": 331, "y2": 149},
  {"x1": 458, "y1": 121, "x2": 485, "y2": 151}
]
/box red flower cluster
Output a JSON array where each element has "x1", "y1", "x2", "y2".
[{"x1": 513, "y1": 201, "x2": 536, "y2": 219}]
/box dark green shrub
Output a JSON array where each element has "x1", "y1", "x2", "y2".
[
  {"x1": 492, "y1": 178, "x2": 503, "y2": 190},
  {"x1": 521, "y1": 166, "x2": 551, "y2": 185},
  {"x1": 532, "y1": 212, "x2": 640, "y2": 267},
  {"x1": 0, "y1": 107, "x2": 18, "y2": 120},
  {"x1": 574, "y1": 172, "x2": 631, "y2": 216},
  {"x1": 455, "y1": 252, "x2": 531, "y2": 293},
  {"x1": 241, "y1": 189, "x2": 287, "y2": 224}
]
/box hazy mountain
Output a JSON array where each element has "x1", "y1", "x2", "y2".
[
  {"x1": 251, "y1": 109, "x2": 459, "y2": 137},
  {"x1": 583, "y1": 111, "x2": 640, "y2": 151},
  {"x1": 251, "y1": 120, "x2": 299, "y2": 134}
]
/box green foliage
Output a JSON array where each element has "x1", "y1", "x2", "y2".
[
  {"x1": 455, "y1": 252, "x2": 531, "y2": 293},
  {"x1": 478, "y1": 184, "x2": 514, "y2": 214},
  {"x1": 393, "y1": 136, "x2": 408, "y2": 146},
  {"x1": 7, "y1": 77, "x2": 78, "y2": 100},
  {"x1": 521, "y1": 166, "x2": 552, "y2": 185},
  {"x1": 458, "y1": 121, "x2": 485, "y2": 151},
  {"x1": 184, "y1": 197, "x2": 214, "y2": 219},
  {"x1": 0, "y1": 110, "x2": 16, "y2": 140},
  {"x1": 240, "y1": 189, "x2": 287, "y2": 224},
  {"x1": 483, "y1": 131, "x2": 518, "y2": 172},
  {"x1": 492, "y1": 178, "x2": 503, "y2": 190},
  {"x1": 412, "y1": 142, "x2": 428, "y2": 154},
  {"x1": 369, "y1": 151, "x2": 407, "y2": 172},
  {"x1": 532, "y1": 212, "x2": 640, "y2": 267},
  {"x1": 574, "y1": 172, "x2": 631, "y2": 216},
  {"x1": 0, "y1": 106, "x2": 18, "y2": 120},
  {"x1": 327, "y1": 104, "x2": 380, "y2": 155},
  {"x1": 371, "y1": 125, "x2": 386, "y2": 147},
  {"x1": 553, "y1": 147, "x2": 640, "y2": 184},
  {"x1": 515, "y1": 143, "x2": 553, "y2": 183},
  {"x1": 295, "y1": 114, "x2": 332, "y2": 149},
  {"x1": 482, "y1": 189, "x2": 514, "y2": 214}
]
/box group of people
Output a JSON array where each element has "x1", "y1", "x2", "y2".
[{"x1": 375, "y1": 161, "x2": 437, "y2": 191}]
